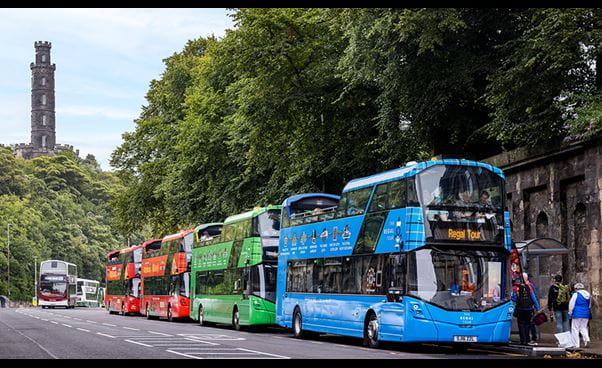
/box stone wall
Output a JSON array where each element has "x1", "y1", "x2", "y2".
[{"x1": 484, "y1": 138, "x2": 602, "y2": 338}]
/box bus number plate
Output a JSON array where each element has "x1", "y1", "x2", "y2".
[{"x1": 454, "y1": 336, "x2": 477, "y2": 342}]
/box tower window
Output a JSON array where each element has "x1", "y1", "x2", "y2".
[
  {"x1": 41, "y1": 54, "x2": 46, "y2": 62},
  {"x1": 41, "y1": 77, "x2": 46, "y2": 86},
  {"x1": 42, "y1": 115, "x2": 47, "y2": 126},
  {"x1": 42, "y1": 135, "x2": 47, "y2": 148},
  {"x1": 42, "y1": 94, "x2": 46, "y2": 105}
]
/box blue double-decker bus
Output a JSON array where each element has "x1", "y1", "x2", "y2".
[{"x1": 276, "y1": 159, "x2": 515, "y2": 347}]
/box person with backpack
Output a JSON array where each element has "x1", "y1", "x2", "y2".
[
  {"x1": 568, "y1": 283, "x2": 591, "y2": 348},
  {"x1": 512, "y1": 273, "x2": 541, "y2": 346},
  {"x1": 548, "y1": 274, "x2": 570, "y2": 333}
]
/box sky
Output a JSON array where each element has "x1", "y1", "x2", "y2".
[{"x1": 0, "y1": 8, "x2": 234, "y2": 170}]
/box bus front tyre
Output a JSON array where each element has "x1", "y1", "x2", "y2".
[
  {"x1": 293, "y1": 309, "x2": 305, "y2": 339},
  {"x1": 232, "y1": 308, "x2": 241, "y2": 331},
  {"x1": 363, "y1": 313, "x2": 380, "y2": 349}
]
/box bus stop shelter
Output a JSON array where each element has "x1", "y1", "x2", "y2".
[{"x1": 514, "y1": 238, "x2": 569, "y2": 336}]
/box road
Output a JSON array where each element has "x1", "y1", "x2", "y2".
[{"x1": 0, "y1": 307, "x2": 528, "y2": 359}]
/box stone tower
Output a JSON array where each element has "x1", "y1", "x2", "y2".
[
  {"x1": 10, "y1": 41, "x2": 77, "y2": 160},
  {"x1": 30, "y1": 41, "x2": 56, "y2": 150}
]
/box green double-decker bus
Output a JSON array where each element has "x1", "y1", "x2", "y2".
[{"x1": 190, "y1": 205, "x2": 282, "y2": 330}]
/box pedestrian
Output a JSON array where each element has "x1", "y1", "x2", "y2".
[
  {"x1": 548, "y1": 274, "x2": 570, "y2": 333},
  {"x1": 524, "y1": 273, "x2": 540, "y2": 344},
  {"x1": 512, "y1": 273, "x2": 541, "y2": 346},
  {"x1": 569, "y1": 283, "x2": 592, "y2": 348}
]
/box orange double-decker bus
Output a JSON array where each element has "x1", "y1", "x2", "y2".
[
  {"x1": 105, "y1": 242, "x2": 155, "y2": 315},
  {"x1": 141, "y1": 230, "x2": 194, "y2": 321}
]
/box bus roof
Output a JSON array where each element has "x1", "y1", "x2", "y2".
[
  {"x1": 224, "y1": 205, "x2": 283, "y2": 225},
  {"x1": 76, "y1": 278, "x2": 99, "y2": 283},
  {"x1": 141, "y1": 238, "x2": 162, "y2": 248},
  {"x1": 119, "y1": 244, "x2": 143, "y2": 254},
  {"x1": 194, "y1": 223, "x2": 223, "y2": 233},
  {"x1": 40, "y1": 259, "x2": 76, "y2": 267},
  {"x1": 280, "y1": 193, "x2": 340, "y2": 208},
  {"x1": 162, "y1": 229, "x2": 194, "y2": 242},
  {"x1": 342, "y1": 159, "x2": 505, "y2": 193}
]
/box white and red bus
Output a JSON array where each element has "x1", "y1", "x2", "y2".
[
  {"x1": 38, "y1": 260, "x2": 78, "y2": 309},
  {"x1": 141, "y1": 230, "x2": 194, "y2": 321},
  {"x1": 105, "y1": 242, "x2": 149, "y2": 315}
]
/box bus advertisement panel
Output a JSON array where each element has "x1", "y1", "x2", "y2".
[
  {"x1": 105, "y1": 244, "x2": 145, "y2": 315},
  {"x1": 276, "y1": 159, "x2": 515, "y2": 348},
  {"x1": 38, "y1": 260, "x2": 78, "y2": 308},
  {"x1": 190, "y1": 208, "x2": 281, "y2": 330},
  {"x1": 141, "y1": 231, "x2": 194, "y2": 321}
]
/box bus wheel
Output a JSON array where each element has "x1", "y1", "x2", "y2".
[
  {"x1": 232, "y1": 308, "x2": 241, "y2": 331},
  {"x1": 293, "y1": 309, "x2": 305, "y2": 339},
  {"x1": 198, "y1": 305, "x2": 206, "y2": 326},
  {"x1": 363, "y1": 313, "x2": 380, "y2": 348}
]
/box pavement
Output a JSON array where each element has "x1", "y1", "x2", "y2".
[{"x1": 503, "y1": 331, "x2": 602, "y2": 358}]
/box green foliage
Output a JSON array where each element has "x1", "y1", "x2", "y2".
[
  {"x1": 110, "y1": 8, "x2": 602, "y2": 240},
  {"x1": 486, "y1": 8, "x2": 602, "y2": 148},
  {"x1": 0, "y1": 147, "x2": 135, "y2": 300}
]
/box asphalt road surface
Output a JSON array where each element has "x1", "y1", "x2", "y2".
[{"x1": 0, "y1": 307, "x2": 528, "y2": 359}]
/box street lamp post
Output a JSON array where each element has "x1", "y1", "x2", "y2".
[
  {"x1": 33, "y1": 256, "x2": 38, "y2": 302},
  {"x1": 6, "y1": 223, "x2": 11, "y2": 299}
]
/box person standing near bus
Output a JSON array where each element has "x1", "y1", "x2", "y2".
[
  {"x1": 569, "y1": 283, "x2": 592, "y2": 348},
  {"x1": 524, "y1": 273, "x2": 540, "y2": 345},
  {"x1": 512, "y1": 274, "x2": 541, "y2": 346},
  {"x1": 548, "y1": 274, "x2": 570, "y2": 333}
]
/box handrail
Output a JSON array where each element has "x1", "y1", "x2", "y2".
[{"x1": 290, "y1": 205, "x2": 338, "y2": 219}]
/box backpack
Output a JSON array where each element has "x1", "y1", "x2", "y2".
[
  {"x1": 556, "y1": 283, "x2": 570, "y2": 305},
  {"x1": 517, "y1": 284, "x2": 534, "y2": 310}
]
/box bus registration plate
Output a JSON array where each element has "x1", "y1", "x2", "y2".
[{"x1": 453, "y1": 336, "x2": 477, "y2": 342}]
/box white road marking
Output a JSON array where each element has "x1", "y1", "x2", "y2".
[
  {"x1": 310, "y1": 341, "x2": 323, "y2": 344},
  {"x1": 102, "y1": 323, "x2": 116, "y2": 327},
  {"x1": 50, "y1": 321, "x2": 58, "y2": 324},
  {"x1": 41, "y1": 319, "x2": 49, "y2": 321},
  {"x1": 178, "y1": 333, "x2": 245, "y2": 341},
  {"x1": 165, "y1": 348, "x2": 289, "y2": 359},
  {"x1": 122, "y1": 327, "x2": 139, "y2": 331},
  {"x1": 73, "y1": 318, "x2": 82, "y2": 321},
  {"x1": 86, "y1": 320, "x2": 97, "y2": 324},
  {"x1": 96, "y1": 332, "x2": 116, "y2": 338},
  {"x1": 0, "y1": 318, "x2": 58, "y2": 359},
  {"x1": 148, "y1": 331, "x2": 172, "y2": 336},
  {"x1": 271, "y1": 336, "x2": 284, "y2": 339},
  {"x1": 62, "y1": 324, "x2": 72, "y2": 328},
  {"x1": 166, "y1": 350, "x2": 203, "y2": 359},
  {"x1": 236, "y1": 348, "x2": 290, "y2": 359},
  {"x1": 77, "y1": 328, "x2": 90, "y2": 332},
  {"x1": 125, "y1": 339, "x2": 152, "y2": 347}
]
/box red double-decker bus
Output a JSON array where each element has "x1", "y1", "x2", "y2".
[
  {"x1": 105, "y1": 242, "x2": 153, "y2": 315},
  {"x1": 141, "y1": 230, "x2": 194, "y2": 321}
]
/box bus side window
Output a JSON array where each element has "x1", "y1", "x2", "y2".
[
  {"x1": 388, "y1": 180, "x2": 407, "y2": 209},
  {"x1": 346, "y1": 187, "x2": 373, "y2": 216},
  {"x1": 407, "y1": 178, "x2": 419, "y2": 206},
  {"x1": 369, "y1": 183, "x2": 388, "y2": 213}
]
